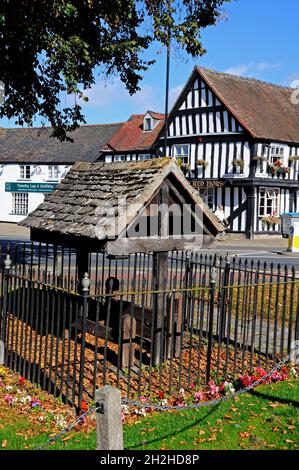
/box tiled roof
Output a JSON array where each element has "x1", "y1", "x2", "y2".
[
  {"x1": 21, "y1": 158, "x2": 223, "y2": 239},
  {"x1": 0, "y1": 123, "x2": 123, "y2": 163},
  {"x1": 196, "y1": 67, "x2": 299, "y2": 144},
  {"x1": 104, "y1": 112, "x2": 164, "y2": 152}
]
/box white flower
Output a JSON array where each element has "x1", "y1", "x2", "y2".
[
  {"x1": 134, "y1": 408, "x2": 147, "y2": 417},
  {"x1": 54, "y1": 414, "x2": 68, "y2": 429},
  {"x1": 5, "y1": 385, "x2": 13, "y2": 392},
  {"x1": 19, "y1": 395, "x2": 32, "y2": 405},
  {"x1": 121, "y1": 405, "x2": 130, "y2": 415},
  {"x1": 223, "y1": 381, "x2": 235, "y2": 395},
  {"x1": 38, "y1": 416, "x2": 45, "y2": 422},
  {"x1": 179, "y1": 388, "x2": 185, "y2": 397},
  {"x1": 161, "y1": 398, "x2": 168, "y2": 406}
]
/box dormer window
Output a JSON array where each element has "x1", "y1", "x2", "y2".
[{"x1": 144, "y1": 117, "x2": 152, "y2": 131}]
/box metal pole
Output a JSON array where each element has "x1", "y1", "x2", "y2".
[
  {"x1": 1, "y1": 254, "x2": 12, "y2": 347},
  {"x1": 78, "y1": 272, "x2": 90, "y2": 407},
  {"x1": 163, "y1": 31, "x2": 171, "y2": 157}
]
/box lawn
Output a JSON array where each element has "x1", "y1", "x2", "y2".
[{"x1": 0, "y1": 377, "x2": 298, "y2": 450}]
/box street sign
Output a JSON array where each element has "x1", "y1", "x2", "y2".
[{"x1": 5, "y1": 182, "x2": 58, "y2": 193}]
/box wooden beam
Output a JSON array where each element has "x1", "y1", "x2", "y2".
[{"x1": 106, "y1": 236, "x2": 206, "y2": 255}]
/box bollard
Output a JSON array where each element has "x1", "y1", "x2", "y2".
[{"x1": 95, "y1": 385, "x2": 124, "y2": 450}]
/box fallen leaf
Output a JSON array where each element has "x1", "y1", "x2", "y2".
[
  {"x1": 198, "y1": 429, "x2": 205, "y2": 435},
  {"x1": 269, "y1": 403, "x2": 280, "y2": 408},
  {"x1": 239, "y1": 432, "x2": 251, "y2": 439},
  {"x1": 285, "y1": 439, "x2": 294, "y2": 443},
  {"x1": 1, "y1": 440, "x2": 7, "y2": 448},
  {"x1": 62, "y1": 434, "x2": 74, "y2": 442}
]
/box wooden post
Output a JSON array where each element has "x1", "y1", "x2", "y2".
[
  {"x1": 152, "y1": 183, "x2": 169, "y2": 365},
  {"x1": 152, "y1": 251, "x2": 168, "y2": 365},
  {"x1": 95, "y1": 386, "x2": 124, "y2": 450},
  {"x1": 122, "y1": 313, "x2": 136, "y2": 368}
]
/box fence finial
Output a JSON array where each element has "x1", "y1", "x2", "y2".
[
  {"x1": 210, "y1": 266, "x2": 217, "y2": 283},
  {"x1": 82, "y1": 272, "x2": 90, "y2": 292},
  {"x1": 4, "y1": 254, "x2": 11, "y2": 270}
]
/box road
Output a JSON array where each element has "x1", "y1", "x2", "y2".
[{"x1": 0, "y1": 227, "x2": 298, "y2": 270}]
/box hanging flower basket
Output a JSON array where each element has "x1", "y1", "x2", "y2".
[
  {"x1": 232, "y1": 159, "x2": 245, "y2": 169},
  {"x1": 196, "y1": 159, "x2": 209, "y2": 168},
  {"x1": 269, "y1": 160, "x2": 290, "y2": 174},
  {"x1": 261, "y1": 216, "x2": 280, "y2": 227}
]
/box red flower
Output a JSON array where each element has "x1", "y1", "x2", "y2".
[
  {"x1": 18, "y1": 376, "x2": 26, "y2": 387},
  {"x1": 80, "y1": 401, "x2": 88, "y2": 412},
  {"x1": 158, "y1": 391, "x2": 165, "y2": 400}
]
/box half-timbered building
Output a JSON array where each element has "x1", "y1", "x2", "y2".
[{"x1": 102, "y1": 67, "x2": 299, "y2": 238}]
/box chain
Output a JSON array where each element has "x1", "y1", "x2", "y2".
[
  {"x1": 122, "y1": 353, "x2": 292, "y2": 411},
  {"x1": 33, "y1": 405, "x2": 100, "y2": 450},
  {"x1": 33, "y1": 352, "x2": 294, "y2": 450}
]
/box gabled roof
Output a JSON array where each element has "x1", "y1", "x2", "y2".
[
  {"x1": 21, "y1": 158, "x2": 223, "y2": 241},
  {"x1": 195, "y1": 67, "x2": 299, "y2": 144},
  {"x1": 104, "y1": 112, "x2": 164, "y2": 153},
  {"x1": 158, "y1": 66, "x2": 299, "y2": 145},
  {"x1": 0, "y1": 123, "x2": 123, "y2": 163}
]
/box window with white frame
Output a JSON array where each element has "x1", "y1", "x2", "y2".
[
  {"x1": 172, "y1": 144, "x2": 190, "y2": 164},
  {"x1": 199, "y1": 188, "x2": 214, "y2": 210},
  {"x1": 11, "y1": 193, "x2": 28, "y2": 215},
  {"x1": 48, "y1": 165, "x2": 59, "y2": 180},
  {"x1": 270, "y1": 145, "x2": 284, "y2": 165},
  {"x1": 138, "y1": 154, "x2": 150, "y2": 160},
  {"x1": 114, "y1": 155, "x2": 126, "y2": 162},
  {"x1": 259, "y1": 188, "x2": 280, "y2": 217},
  {"x1": 19, "y1": 165, "x2": 31, "y2": 180},
  {"x1": 144, "y1": 117, "x2": 152, "y2": 131}
]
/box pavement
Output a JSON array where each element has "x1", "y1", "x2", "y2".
[
  {"x1": 212, "y1": 235, "x2": 299, "y2": 268},
  {"x1": 0, "y1": 222, "x2": 30, "y2": 240}
]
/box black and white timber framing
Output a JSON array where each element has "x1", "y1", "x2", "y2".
[{"x1": 102, "y1": 68, "x2": 299, "y2": 238}]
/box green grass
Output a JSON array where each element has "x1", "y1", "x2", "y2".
[{"x1": 1, "y1": 379, "x2": 298, "y2": 450}]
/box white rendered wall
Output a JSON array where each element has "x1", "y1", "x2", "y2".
[{"x1": 0, "y1": 163, "x2": 71, "y2": 223}]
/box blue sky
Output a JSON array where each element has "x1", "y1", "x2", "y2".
[{"x1": 1, "y1": 0, "x2": 298, "y2": 128}]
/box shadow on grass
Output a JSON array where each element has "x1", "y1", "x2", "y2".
[
  {"x1": 249, "y1": 389, "x2": 299, "y2": 408},
  {"x1": 126, "y1": 404, "x2": 220, "y2": 450}
]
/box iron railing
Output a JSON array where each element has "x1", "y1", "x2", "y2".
[{"x1": 0, "y1": 241, "x2": 298, "y2": 408}]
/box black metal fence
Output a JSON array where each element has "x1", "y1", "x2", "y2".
[{"x1": 0, "y1": 242, "x2": 298, "y2": 408}]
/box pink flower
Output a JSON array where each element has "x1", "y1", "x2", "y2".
[
  {"x1": 207, "y1": 380, "x2": 220, "y2": 396},
  {"x1": 194, "y1": 391, "x2": 205, "y2": 402},
  {"x1": 139, "y1": 396, "x2": 147, "y2": 403},
  {"x1": 190, "y1": 383, "x2": 195, "y2": 389},
  {"x1": 4, "y1": 394, "x2": 13, "y2": 405}
]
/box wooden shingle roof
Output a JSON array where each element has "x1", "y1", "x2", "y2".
[{"x1": 21, "y1": 158, "x2": 223, "y2": 242}]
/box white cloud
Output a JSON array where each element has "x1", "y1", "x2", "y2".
[
  {"x1": 225, "y1": 62, "x2": 282, "y2": 77},
  {"x1": 80, "y1": 78, "x2": 161, "y2": 114},
  {"x1": 169, "y1": 84, "x2": 184, "y2": 108}
]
